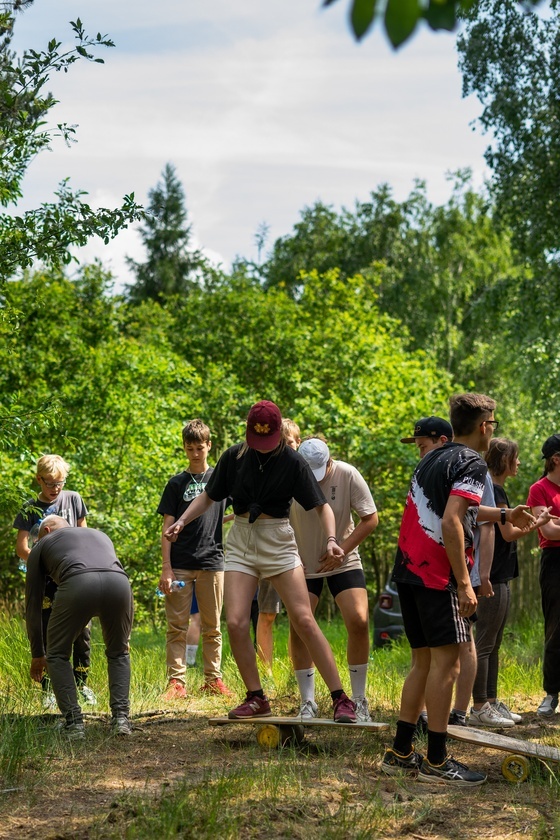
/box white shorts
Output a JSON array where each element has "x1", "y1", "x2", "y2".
[{"x1": 226, "y1": 516, "x2": 302, "y2": 579}]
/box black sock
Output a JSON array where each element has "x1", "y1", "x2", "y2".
[
  {"x1": 248, "y1": 689, "x2": 264, "y2": 699},
  {"x1": 393, "y1": 720, "x2": 417, "y2": 755},
  {"x1": 427, "y1": 729, "x2": 447, "y2": 766},
  {"x1": 331, "y1": 689, "x2": 344, "y2": 702}
]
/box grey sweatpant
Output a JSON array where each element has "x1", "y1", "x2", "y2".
[{"x1": 46, "y1": 571, "x2": 134, "y2": 724}]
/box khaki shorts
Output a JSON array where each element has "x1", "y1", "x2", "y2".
[{"x1": 226, "y1": 516, "x2": 302, "y2": 579}]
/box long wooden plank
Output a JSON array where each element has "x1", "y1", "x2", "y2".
[
  {"x1": 447, "y1": 724, "x2": 560, "y2": 762},
  {"x1": 208, "y1": 716, "x2": 388, "y2": 731}
]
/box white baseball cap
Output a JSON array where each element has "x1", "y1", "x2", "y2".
[{"x1": 298, "y1": 438, "x2": 330, "y2": 481}]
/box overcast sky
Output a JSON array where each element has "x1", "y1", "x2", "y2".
[{"x1": 12, "y1": 0, "x2": 489, "y2": 287}]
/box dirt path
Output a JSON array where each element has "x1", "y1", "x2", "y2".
[{"x1": 1, "y1": 710, "x2": 560, "y2": 839}]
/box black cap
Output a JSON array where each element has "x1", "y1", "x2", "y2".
[
  {"x1": 541, "y1": 434, "x2": 560, "y2": 459},
  {"x1": 400, "y1": 416, "x2": 453, "y2": 444}
]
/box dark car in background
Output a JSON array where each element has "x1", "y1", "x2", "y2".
[{"x1": 372, "y1": 579, "x2": 404, "y2": 647}]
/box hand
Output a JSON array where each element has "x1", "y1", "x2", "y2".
[
  {"x1": 318, "y1": 542, "x2": 346, "y2": 573},
  {"x1": 509, "y1": 505, "x2": 537, "y2": 531},
  {"x1": 478, "y1": 579, "x2": 494, "y2": 599},
  {"x1": 164, "y1": 519, "x2": 185, "y2": 543},
  {"x1": 535, "y1": 507, "x2": 560, "y2": 529},
  {"x1": 457, "y1": 582, "x2": 477, "y2": 618},
  {"x1": 158, "y1": 575, "x2": 175, "y2": 595},
  {"x1": 30, "y1": 656, "x2": 47, "y2": 683}
]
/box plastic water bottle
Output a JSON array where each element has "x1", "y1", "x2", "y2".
[{"x1": 156, "y1": 580, "x2": 185, "y2": 597}]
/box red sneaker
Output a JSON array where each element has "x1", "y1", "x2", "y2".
[
  {"x1": 163, "y1": 679, "x2": 187, "y2": 700},
  {"x1": 333, "y1": 692, "x2": 357, "y2": 723},
  {"x1": 228, "y1": 693, "x2": 272, "y2": 719},
  {"x1": 201, "y1": 678, "x2": 234, "y2": 698}
]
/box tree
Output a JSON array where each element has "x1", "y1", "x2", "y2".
[
  {"x1": 0, "y1": 5, "x2": 143, "y2": 281},
  {"x1": 126, "y1": 163, "x2": 204, "y2": 303},
  {"x1": 323, "y1": 0, "x2": 542, "y2": 49},
  {"x1": 458, "y1": 0, "x2": 560, "y2": 262}
]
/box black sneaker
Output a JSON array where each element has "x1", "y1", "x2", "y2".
[
  {"x1": 381, "y1": 747, "x2": 423, "y2": 776},
  {"x1": 418, "y1": 756, "x2": 486, "y2": 787},
  {"x1": 448, "y1": 711, "x2": 467, "y2": 726}
]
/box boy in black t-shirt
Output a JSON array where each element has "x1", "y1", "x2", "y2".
[{"x1": 158, "y1": 420, "x2": 232, "y2": 699}]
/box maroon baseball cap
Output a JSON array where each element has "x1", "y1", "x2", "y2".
[{"x1": 246, "y1": 401, "x2": 282, "y2": 451}]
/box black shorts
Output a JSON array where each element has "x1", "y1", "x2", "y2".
[
  {"x1": 306, "y1": 568, "x2": 366, "y2": 600},
  {"x1": 396, "y1": 581, "x2": 471, "y2": 649}
]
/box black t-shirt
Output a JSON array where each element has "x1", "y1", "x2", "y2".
[
  {"x1": 157, "y1": 467, "x2": 226, "y2": 570},
  {"x1": 490, "y1": 484, "x2": 519, "y2": 583},
  {"x1": 205, "y1": 444, "x2": 326, "y2": 521}
]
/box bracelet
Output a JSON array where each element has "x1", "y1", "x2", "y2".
[
  {"x1": 500, "y1": 508, "x2": 507, "y2": 525},
  {"x1": 326, "y1": 536, "x2": 338, "y2": 544}
]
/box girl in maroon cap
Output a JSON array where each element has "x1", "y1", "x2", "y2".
[{"x1": 165, "y1": 400, "x2": 357, "y2": 721}]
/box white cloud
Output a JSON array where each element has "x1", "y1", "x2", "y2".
[{"x1": 11, "y1": 1, "x2": 489, "y2": 284}]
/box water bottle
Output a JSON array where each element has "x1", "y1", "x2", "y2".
[{"x1": 156, "y1": 580, "x2": 185, "y2": 597}]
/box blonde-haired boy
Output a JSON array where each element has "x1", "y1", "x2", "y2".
[{"x1": 13, "y1": 454, "x2": 95, "y2": 708}]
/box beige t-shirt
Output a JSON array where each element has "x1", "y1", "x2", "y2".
[{"x1": 290, "y1": 460, "x2": 377, "y2": 578}]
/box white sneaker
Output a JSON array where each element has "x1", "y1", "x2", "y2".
[
  {"x1": 298, "y1": 699, "x2": 319, "y2": 720},
  {"x1": 468, "y1": 702, "x2": 515, "y2": 728},
  {"x1": 79, "y1": 685, "x2": 97, "y2": 706},
  {"x1": 537, "y1": 694, "x2": 558, "y2": 717},
  {"x1": 42, "y1": 692, "x2": 57, "y2": 711},
  {"x1": 353, "y1": 695, "x2": 372, "y2": 722},
  {"x1": 492, "y1": 700, "x2": 522, "y2": 724}
]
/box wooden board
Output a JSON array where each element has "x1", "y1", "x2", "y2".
[
  {"x1": 447, "y1": 725, "x2": 560, "y2": 762},
  {"x1": 209, "y1": 716, "x2": 389, "y2": 732}
]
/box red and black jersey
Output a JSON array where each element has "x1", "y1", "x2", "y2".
[{"x1": 392, "y1": 442, "x2": 487, "y2": 591}]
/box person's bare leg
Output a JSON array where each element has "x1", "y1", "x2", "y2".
[
  {"x1": 289, "y1": 592, "x2": 319, "y2": 671},
  {"x1": 334, "y1": 588, "x2": 370, "y2": 665},
  {"x1": 224, "y1": 571, "x2": 262, "y2": 691},
  {"x1": 256, "y1": 612, "x2": 276, "y2": 670},
  {"x1": 453, "y1": 639, "x2": 477, "y2": 713},
  {"x1": 271, "y1": 568, "x2": 342, "y2": 691},
  {"x1": 425, "y1": 644, "x2": 461, "y2": 731},
  {"x1": 398, "y1": 646, "x2": 431, "y2": 723}
]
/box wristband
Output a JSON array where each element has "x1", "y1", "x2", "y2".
[
  {"x1": 500, "y1": 508, "x2": 507, "y2": 525},
  {"x1": 326, "y1": 536, "x2": 338, "y2": 544}
]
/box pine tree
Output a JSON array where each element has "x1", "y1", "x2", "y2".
[{"x1": 126, "y1": 163, "x2": 204, "y2": 302}]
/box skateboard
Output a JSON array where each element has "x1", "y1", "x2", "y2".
[
  {"x1": 209, "y1": 715, "x2": 389, "y2": 749},
  {"x1": 447, "y1": 724, "x2": 560, "y2": 783}
]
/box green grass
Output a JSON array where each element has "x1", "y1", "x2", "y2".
[{"x1": 0, "y1": 610, "x2": 557, "y2": 839}]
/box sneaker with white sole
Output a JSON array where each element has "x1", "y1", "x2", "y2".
[
  {"x1": 537, "y1": 694, "x2": 558, "y2": 717},
  {"x1": 381, "y1": 747, "x2": 423, "y2": 776},
  {"x1": 56, "y1": 720, "x2": 85, "y2": 741},
  {"x1": 468, "y1": 701, "x2": 515, "y2": 728},
  {"x1": 492, "y1": 700, "x2": 522, "y2": 724},
  {"x1": 79, "y1": 685, "x2": 97, "y2": 706},
  {"x1": 298, "y1": 699, "x2": 319, "y2": 720},
  {"x1": 418, "y1": 756, "x2": 486, "y2": 787},
  {"x1": 228, "y1": 693, "x2": 272, "y2": 719},
  {"x1": 333, "y1": 692, "x2": 357, "y2": 723},
  {"x1": 353, "y1": 695, "x2": 372, "y2": 722}
]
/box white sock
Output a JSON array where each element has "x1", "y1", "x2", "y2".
[
  {"x1": 295, "y1": 668, "x2": 315, "y2": 704},
  {"x1": 186, "y1": 645, "x2": 198, "y2": 666},
  {"x1": 348, "y1": 663, "x2": 368, "y2": 699}
]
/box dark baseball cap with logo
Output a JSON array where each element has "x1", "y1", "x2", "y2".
[
  {"x1": 246, "y1": 400, "x2": 282, "y2": 451},
  {"x1": 541, "y1": 434, "x2": 560, "y2": 459},
  {"x1": 400, "y1": 416, "x2": 453, "y2": 444}
]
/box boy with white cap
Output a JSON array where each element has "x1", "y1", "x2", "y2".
[{"x1": 289, "y1": 438, "x2": 378, "y2": 721}]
